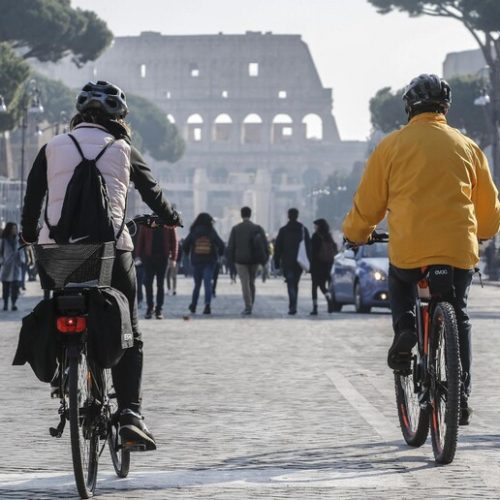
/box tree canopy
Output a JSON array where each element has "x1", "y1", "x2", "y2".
[
  {"x1": 0, "y1": 0, "x2": 112, "y2": 66},
  {"x1": 369, "y1": 76, "x2": 489, "y2": 146},
  {"x1": 0, "y1": 0, "x2": 112, "y2": 134}
]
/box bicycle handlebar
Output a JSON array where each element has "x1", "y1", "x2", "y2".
[{"x1": 344, "y1": 230, "x2": 389, "y2": 249}]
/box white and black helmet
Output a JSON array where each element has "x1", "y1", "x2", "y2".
[
  {"x1": 76, "y1": 80, "x2": 128, "y2": 119},
  {"x1": 402, "y1": 74, "x2": 452, "y2": 114}
]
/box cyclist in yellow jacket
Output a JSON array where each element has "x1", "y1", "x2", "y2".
[{"x1": 343, "y1": 74, "x2": 500, "y2": 425}]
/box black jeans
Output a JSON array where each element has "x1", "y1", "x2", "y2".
[
  {"x1": 110, "y1": 251, "x2": 143, "y2": 414},
  {"x1": 311, "y1": 263, "x2": 332, "y2": 302},
  {"x1": 389, "y1": 265, "x2": 474, "y2": 396},
  {"x1": 143, "y1": 256, "x2": 168, "y2": 313},
  {"x1": 284, "y1": 265, "x2": 302, "y2": 312},
  {"x1": 2, "y1": 281, "x2": 20, "y2": 307}
]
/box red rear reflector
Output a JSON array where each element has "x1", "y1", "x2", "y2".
[{"x1": 56, "y1": 316, "x2": 87, "y2": 333}]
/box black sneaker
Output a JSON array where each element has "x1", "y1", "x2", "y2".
[
  {"x1": 155, "y1": 310, "x2": 164, "y2": 320},
  {"x1": 188, "y1": 303, "x2": 196, "y2": 314},
  {"x1": 203, "y1": 304, "x2": 211, "y2": 315},
  {"x1": 145, "y1": 309, "x2": 153, "y2": 320},
  {"x1": 459, "y1": 403, "x2": 473, "y2": 426},
  {"x1": 119, "y1": 409, "x2": 157, "y2": 451},
  {"x1": 388, "y1": 329, "x2": 417, "y2": 371}
]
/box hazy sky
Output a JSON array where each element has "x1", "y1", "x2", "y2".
[{"x1": 73, "y1": 0, "x2": 478, "y2": 141}]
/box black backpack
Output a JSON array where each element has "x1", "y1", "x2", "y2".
[
  {"x1": 45, "y1": 134, "x2": 126, "y2": 245},
  {"x1": 251, "y1": 228, "x2": 268, "y2": 265}
]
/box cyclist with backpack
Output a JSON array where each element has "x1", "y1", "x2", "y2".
[
  {"x1": 342, "y1": 74, "x2": 500, "y2": 424},
  {"x1": 21, "y1": 80, "x2": 182, "y2": 450},
  {"x1": 183, "y1": 212, "x2": 225, "y2": 315},
  {"x1": 309, "y1": 218, "x2": 337, "y2": 315}
]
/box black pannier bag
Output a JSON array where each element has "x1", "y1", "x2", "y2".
[
  {"x1": 428, "y1": 265, "x2": 454, "y2": 297},
  {"x1": 12, "y1": 298, "x2": 58, "y2": 383},
  {"x1": 87, "y1": 287, "x2": 134, "y2": 369}
]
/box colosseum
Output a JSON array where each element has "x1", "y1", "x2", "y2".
[{"x1": 32, "y1": 31, "x2": 367, "y2": 236}]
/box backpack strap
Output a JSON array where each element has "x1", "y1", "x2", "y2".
[{"x1": 67, "y1": 134, "x2": 86, "y2": 160}]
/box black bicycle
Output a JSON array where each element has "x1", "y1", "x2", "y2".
[
  {"x1": 362, "y1": 233, "x2": 461, "y2": 464},
  {"x1": 34, "y1": 214, "x2": 161, "y2": 498}
]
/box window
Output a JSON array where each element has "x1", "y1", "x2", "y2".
[
  {"x1": 213, "y1": 114, "x2": 233, "y2": 142},
  {"x1": 302, "y1": 114, "x2": 323, "y2": 140},
  {"x1": 248, "y1": 62, "x2": 259, "y2": 77},
  {"x1": 242, "y1": 113, "x2": 263, "y2": 144},
  {"x1": 187, "y1": 113, "x2": 204, "y2": 142},
  {"x1": 278, "y1": 90, "x2": 287, "y2": 99},
  {"x1": 165, "y1": 91, "x2": 171, "y2": 99},
  {"x1": 166, "y1": 114, "x2": 175, "y2": 124},
  {"x1": 271, "y1": 114, "x2": 293, "y2": 144},
  {"x1": 140, "y1": 64, "x2": 146, "y2": 79},
  {"x1": 221, "y1": 90, "x2": 229, "y2": 98},
  {"x1": 189, "y1": 63, "x2": 200, "y2": 77}
]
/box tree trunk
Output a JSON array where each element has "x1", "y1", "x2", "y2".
[{"x1": 489, "y1": 61, "x2": 500, "y2": 187}]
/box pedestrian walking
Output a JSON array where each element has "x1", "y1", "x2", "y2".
[
  {"x1": 274, "y1": 208, "x2": 311, "y2": 315},
  {"x1": 227, "y1": 207, "x2": 268, "y2": 315},
  {"x1": 310, "y1": 218, "x2": 338, "y2": 315},
  {"x1": 166, "y1": 240, "x2": 182, "y2": 295},
  {"x1": 0, "y1": 222, "x2": 25, "y2": 311},
  {"x1": 136, "y1": 223, "x2": 178, "y2": 319},
  {"x1": 183, "y1": 213, "x2": 225, "y2": 315}
]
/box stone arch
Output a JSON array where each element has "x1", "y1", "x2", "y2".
[
  {"x1": 186, "y1": 113, "x2": 204, "y2": 142},
  {"x1": 242, "y1": 113, "x2": 263, "y2": 144},
  {"x1": 302, "y1": 113, "x2": 323, "y2": 140},
  {"x1": 213, "y1": 113, "x2": 233, "y2": 142},
  {"x1": 271, "y1": 114, "x2": 293, "y2": 144}
]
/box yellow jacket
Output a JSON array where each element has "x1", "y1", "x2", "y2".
[{"x1": 342, "y1": 113, "x2": 500, "y2": 269}]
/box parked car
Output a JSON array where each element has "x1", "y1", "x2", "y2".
[{"x1": 329, "y1": 242, "x2": 390, "y2": 313}]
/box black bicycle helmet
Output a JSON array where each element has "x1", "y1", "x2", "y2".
[
  {"x1": 402, "y1": 74, "x2": 452, "y2": 114},
  {"x1": 76, "y1": 80, "x2": 128, "y2": 119}
]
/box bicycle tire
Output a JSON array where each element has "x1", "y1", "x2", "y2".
[
  {"x1": 394, "y1": 347, "x2": 429, "y2": 447},
  {"x1": 429, "y1": 302, "x2": 461, "y2": 464},
  {"x1": 69, "y1": 352, "x2": 99, "y2": 498},
  {"x1": 105, "y1": 370, "x2": 130, "y2": 478}
]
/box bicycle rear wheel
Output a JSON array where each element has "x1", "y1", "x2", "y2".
[
  {"x1": 69, "y1": 351, "x2": 99, "y2": 498},
  {"x1": 105, "y1": 370, "x2": 130, "y2": 478},
  {"x1": 394, "y1": 346, "x2": 429, "y2": 446},
  {"x1": 429, "y1": 302, "x2": 461, "y2": 464}
]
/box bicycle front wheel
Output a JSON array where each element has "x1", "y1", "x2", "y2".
[
  {"x1": 394, "y1": 346, "x2": 429, "y2": 447},
  {"x1": 429, "y1": 302, "x2": 461, "y2": 464},
  {"x1": 69, "y1": 351, "x2": 99, "y2": 498}
]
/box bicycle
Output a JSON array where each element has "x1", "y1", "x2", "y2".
[
  {"x1": 34, "y1": 214, "x2": 161, "y2": 498},
  {"x1": 348, "y1": 232, "x2": 462, "y2": 464}
]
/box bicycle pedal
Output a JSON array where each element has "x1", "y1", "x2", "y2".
[
  {"x1": 49, "y1": 427, "x2": 63, "y2": 438},
  {"x1": 122, "y1": 441, "x2": 146, "y2": 452}
]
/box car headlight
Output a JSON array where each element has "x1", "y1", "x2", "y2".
[{"x1": 372, "y1": 270, "x2": 386, "y2": 281}]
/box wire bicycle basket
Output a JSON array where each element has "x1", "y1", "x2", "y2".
[{"x1": 34, "y1": 242, "x2": 115, "y2": 290}]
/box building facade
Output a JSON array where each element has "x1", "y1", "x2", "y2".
[{"x1": 33, "y1": 31, "x2": 367, "y2": 235}]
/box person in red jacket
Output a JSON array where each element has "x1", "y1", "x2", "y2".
[{"x1": 136, "y1": 223, "x2": 178, "y2": 319}]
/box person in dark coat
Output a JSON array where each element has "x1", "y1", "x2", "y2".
[
  {"x1": 227, "y1": 206, "x2": 268, "y2": 315},
  {"x1": 310, "y1": 218, "x2": 338, "y2": 315},
  {"x1": 183, "y1": 213, "x2": 225, "y2": 315},
  {"x1": 0, "y1": 222, "x2": 25, "y2": 311},
  {"x1": 136, "y1": 224, "x2": 178, "y2": 319},
  {"x1": 273, "y1": 208, "x2": 311, "y2": 315}
]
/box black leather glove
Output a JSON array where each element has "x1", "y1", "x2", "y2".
[{"x1": 163, "y1": 209, "x2": 183, "y2": 228}]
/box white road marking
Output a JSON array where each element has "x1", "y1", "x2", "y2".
[{"x1": 325, "y1": 368, "x2": 401, "y2": 441}]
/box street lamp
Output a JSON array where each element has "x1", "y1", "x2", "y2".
[
  {"x1": 0, "y1": 95, "x2": 7, "y2": 114},
  {"x1": 19, "y1": 79, "x2": 44, "y2": 213}
]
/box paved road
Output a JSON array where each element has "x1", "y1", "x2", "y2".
[{"x1": 1, "y1": 274, "x2": 500, "y2": 499}]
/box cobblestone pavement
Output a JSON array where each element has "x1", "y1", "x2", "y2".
[{"x1": 1, "y1": 274, "x2": 500, "y2": 499}]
